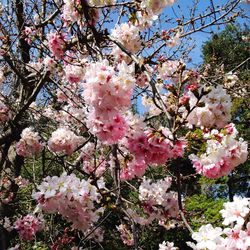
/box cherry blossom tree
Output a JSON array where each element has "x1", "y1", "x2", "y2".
[{"x1": 0, "y1": 0, "x2": 249, "y2": 249}]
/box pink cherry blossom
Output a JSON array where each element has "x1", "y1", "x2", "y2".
[
  {"x1": 139, "y1": 177, "x2": 178, "y2": 221},
  {"x1": 111, "y1": 23, "x2": 141, "y2": 54},
  {"x1": 220, "y1": 197, "x2": 250, "y2": 226},
  {"x1": 16, "y1": 127, "x2": 44, "y2": 157},
  {"x1": 189, "y1": 124, "x2": 248, "y2": 178},
  {"x1": 14, "y1": 214, "x2": 43, "y2": 240},
  {"x1": 186, "y1": 85, "x2": 232, "y2": 128},
  {"x1": 0, "y1": 101, "x2": 11, "y2": 122},
  {"x1": 159, "y1": 241, "x2": 178, "y2": 250},
  {"x1": 48, "y1": 127, "x2": 83, "y2": 155},
  {"x1": 47, "y1": 32, "x2": 65, "y2": 59},
  {"x1": 32, "y1": 173, "x2": 105, "y2": 232}
]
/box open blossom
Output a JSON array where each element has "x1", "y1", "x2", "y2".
[
  {"x1": 7, "y1": 244, "x2": 20, "y2": 250},
  {"x1": 16, "y1": 127, "x2": 44, "y2": 157},
  {"x1": 32, "y1": 173, "x2": 105, "y2": 232},
  {"x1": 47, "y1": 32, "x2": 65, "y2": 59},
  {"x1": 186, "y1": 85, "x2": 232, "y2": 128},
  {"x1": 14, "y1": 214, "x2": 43, "y2": 240},
  {"x1": 85, "y1": 227, "x2": 104, "y2": 243},
  {"x1": 159, "y1": 241, "x2": 178, "y2": 250},
  {"x1": 167, "y1": 30, "x2": 181, "y2": 47},
  {"x1": 223, "y1": 225, "x2": 250, "y2": 250},
  {"x1": 48, "y1": 127, "x2": 83, "y2": 155},
  {"x1": 190, "y1": 224, "x2": 224, "y2": 250},
  {"x1": 111, "y1": 23, "x2": 141, "y2": 53},
  {"x1": 62, "y1": 0, "x2": 101, "y2": 26},
  {"x1": 188, "y1": 198, "x2": 250, "y2": 250},
  {"x1": 220, "y1": 197, "x2": 250, "y2": 226},
  {"x1": 139, "y1": 177, "x2": 178, "y2": 221},
  {"x1": 224, "y1": 72, "x2": 238, "y2": 88},
  {"x1": 189, "y1": 124, "x2": 248, "y2": 179},
  {"x1": 43, "y1": 56, "x2": 56, "y2": 71},
  {"x1": 136, "y1": 72, "x2": 150, "y2": 87},
  {"x1": 142, "y1": 94, "x2": 163, "y2": 116},
  {"x1": 83, "y1": 159, "x2": 107, "y2": 177}
]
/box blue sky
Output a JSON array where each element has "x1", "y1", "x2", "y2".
[
  {"x1": 163, "y1": 0, "x2": 250, "y2": 65},
  {"x1": 135, "y1": 0, "x2": 249, "y2": 113}
]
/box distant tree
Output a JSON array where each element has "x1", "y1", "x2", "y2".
[{"x1": 201, "y1": 24, "x2": 250, "y2": 200}]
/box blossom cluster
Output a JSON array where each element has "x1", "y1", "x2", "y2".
[
  {"x1": 0, "y1": 176, "x2": 13, "y2": 204},
  {"x1": 23, "y1": 26, "x2": 36, "y2": 45},
  {"x1": 16, "y1": 127, "x2": 44, "y2": 157},
  {"x1": 189, "y1": 123, "x2": 248, "y2": 179},
  {"x1": 128, "y1": 130, "x2": 171, "y2": 164},
  {"x1": 159, "y1": 241, "x2": 178, "y2": 250},
  {"x1": 62, "y1": 0, "x2": 102, "y2": 27},
  {"x1": 111, "y1": 23, "x2": 141, "y2": 54},
  {"x1": 158, "y1": 60, "x2": 181, "y2": 82},
  {"x1": 140, "y1": 0, "x2": 175, "y2": 16},
  {"x1": 187, "y1": 197, "x2": 250, "y2": 250},
  {"x1": 47, "y1": 32, "x2": 65, "y2": 59},
  {"x1": 186, "y1": 85, "x2": 232, "y2": 128},
  {"x1": 220, "y1": 197, "x2": 250, "y2": 226},
  {"x1": 0, "y1": 216, "x2": 13, "y2": 232},
  {"x1": 62, "y1": 0, "x2": 83, "y2": 26},
  {"x1": 32, "y1": 173, "x2": 105, "y2": 232},
  {"x1": 139, "y1": 177, "x2": 178, "y2": 222},
  {"x1": 83, "y1": 60, "x2": 135, "y2": 144},
  {"x1": 136, "y1": 0, "x2": 176, "y2": 28},
  {"x1": 0, "y1": 101, "x2": 11, "y2": 122},
  {"x1": 224, "y1": 72, "x2": 238, "y2": 88},
  {"x1": 48, "y1": 127, "x2": 84, "y2": 155},
  {"x1": 121, "y1": 126, "x2": 186, "y2": 180},
  {"x1": 14, "y1": 214, "x2": 43, "y2": 240},
  {"x1": 14, "y1": 176, "x2": 30, "y2": 188},
  {"x1": 120, "y1": 157, "x2": 147, "y2": 181}
]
